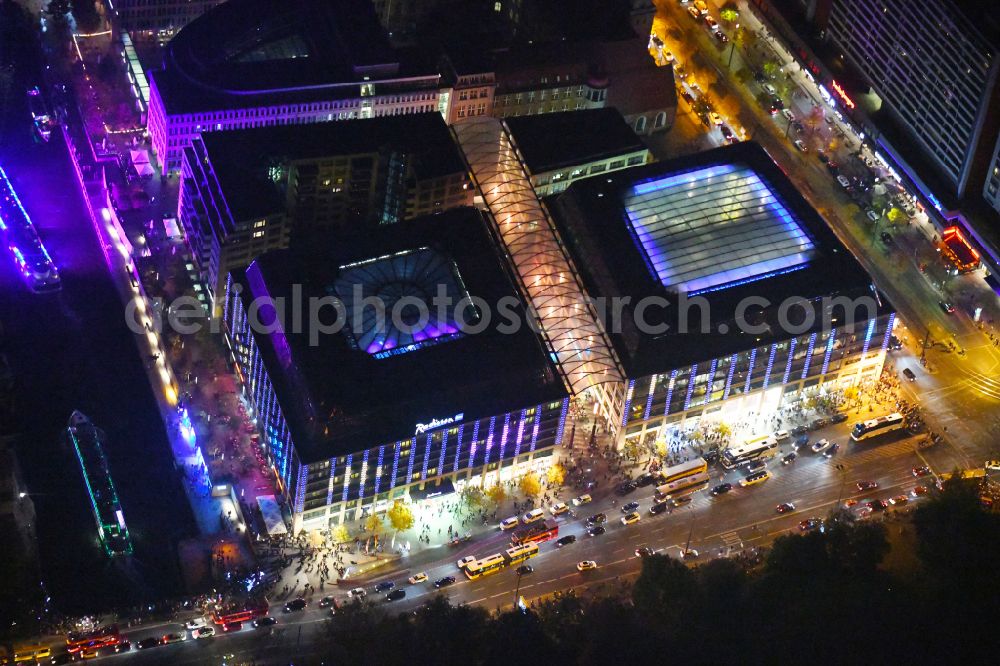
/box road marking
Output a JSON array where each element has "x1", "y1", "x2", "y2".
[
  {"x1": 719, "y1": 531, "x2": 741, "y2": 547},
  {"x1": 468, "y1": 597, "x2": 486, "y2": 604}
]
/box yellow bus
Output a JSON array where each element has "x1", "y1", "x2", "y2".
[
  {"x1": 465, "y1": 542, "x2": 540, "y2": 579},
  {"x1": 658, "y1": 457, "x2": 708, "y2": 484},
  {"x1": 13, "y1": 645, "x2": 51, "y2": 664}
]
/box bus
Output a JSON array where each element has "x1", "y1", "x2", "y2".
[
  {"x1": 657, "y1": 457, "x2": 708, "y2": 485},
  {"x1": 464, "y1": 543, "x2": 540, "y2": 580},
  {"x1": 210, "y1": 602, "x2": 268, "y2": 626},
  {"x1": 66, "y1": 626, "x2": 121, "y2": 654},
  {"x1": 721, "y1": 435, "x2": 780, "y2": 469},
  {"x1": 653, "y1": 471, "x2": 710, "y2": 501},
  {"x1": 851, "y1": 413, "x2": 905, "y2": 441},
  {"x1": 510, "y1": 519, "x2": 559, "y2": 546}
]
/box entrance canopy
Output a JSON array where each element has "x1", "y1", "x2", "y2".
[
  {"x1": 408, "y1": 478, "x2": 455, "y2": 502},
  {"x1": 256, "y1": 495, "x2": 288, "y2": 535}
]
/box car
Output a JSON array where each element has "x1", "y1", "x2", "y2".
[
  {"x1": 680, "y1": 90, "x2": 695, "y2": 105},
  {"x1": 407, "y1": 573, "x2": 428, "y2": 585},
  {"x1": 714, "y1": 30, "x2": 729, "y2": 43},
  {"x1": 577, "y1": 560, "x2": 598, "y2": 571},
  {"x1": 548, "y1": 501, "x2": 569, "y2": 515},
  {"x1": 856, "y1": 480, "x2": 879, "y2": 492},
  {"x1": 831, "y1": 413, "x2": 848, "y2": 424},
  {"x1": 791, "y1": 425, "x2": 808, "y2": 437},
  {"x1": 161, "y1": 633, "x2": 186, "y2": 645},
  {"x1": 456, "y1": 556, "x2": 476, "y2": 569},
  {"x1": 586, "y1": 512, "x2": 607, "y2": 525},
  {"x1": 799, "y1": 518, "x2": 822, "y2": 531},
  {"x1": 499, "y1": 516, "x2": 520, "y2": 531},
  {"x1": 671, "y1": 496, "x2": 692, "y2": 508},
  {"x1": 844, "y1": 499, "x2": 859, "y2": 509},
  {"x1": 253, "y1": 617, "x2": 277, "y2": 628},
  {"x1": 373, "y1": 581, "x2": 395, "y2": 593},
  {"x1": 615, "y1": 481, "x2": 637, "y2": 496},
  {"x1": 284, "y1": 598, "x2": 307, "y2": 612},
  {"x1": 837, "y1": 175, "x2": 851, "y2": 188},
  {"x1": 720, "y1": 124, "x2": 735, "y2": 141},
  {"x1": 890, "y1": 494, "x2": 909, "y2": 506},
  {"x1": 776, "y1": 502, "x2": 795, "y2": 514},
  {"x1": 912, "y1": 466, "x2": 930, "y2": 477},
  {"x1": 81, "y1": 648, "x2": 102, "y2": 660},
  {"x1": 385, "y1": 589, "x2": 406, "y2": 602},
  {"x1": 775, "y1": 452, "x2": 796, "y2": 467},
  {"x1": 636, "y1": 545, "x2": 655, "y2": 558},
  {"x1": 687, "y1": 5, "x2": 700, "y2": 19},
  {"x1": 794, "y1": 139, "x2": 808, "y2": 152},
  {"x1": 587, "y1": 525, "x2": 606, "y2": 536},
  {"x1": 817, "y1": 151, "x2": 830, "y2": 163},
  {"x1": 635, "y1": 472, "x2": 657, "y2": 487},
  {"x1": 555, "y1": 534, "x2": 577, "y2": 547},
  {"x1": 823, "y1": 443, "x2": 840, "y2": 458},
  {"x1": 767, "y1": 101, "x2": 781, "y2": 115},
  {"x1": 763, "y1": 83, "x2": 777, "y2": 96},
  {"x1": 114, "y1": 641, "x2": 132, "y2": 654},
  {"x1": 985, "y1": 460, "x2": 1000, "y2": 471},
  {"x1": 222, "y1": 621, "x2": 243, "y2": 633},
  {"x1": 740, "y1": 470, "x2": 771, "y2": 487},
  {"x1": 317, "y1": 595, "x2": 337, "y2": 608},
  {"x1": 781, "y1": 108, "x2": 795, "y2": 122},
  {"x1": 572, "y1": 494, "x2": 592, "y2": 506},
  {"x1": 49, "y1": 652, "x2": 76, "y2": 665},
  {"x1": 746, "y1": 460, "x2": 767, "y2": 473},
  {"x1": 866, "y1": 209, "x2": 880, "y2": 222},
  {"x1": 770, "y1": 96, "x2": 784, "y2": 110},
  {"x1": 663, "y1": 50, "x2": 675, "y2": 63},
  {"x1": 792, "y1": 120, "x2": 805, "y2": 133},
  {"x1": 938, "y1": 301, "x2": 956, "y2": 315},
  {"x1": 903, "y1": 367, "x2": 917, "y2": 382},
  {"x1": 867, "y1": 499, "x2": 888, "y2": 512},
  {"x1": 136, "y1": 638, "x2": 159, "y2": 650},
  {"x1": 649, "y1": 501, "x2": 669, "y2": 515},
  {"x1": 522, "y1": 508, "x2": 545, "y2": 524},
  {"x1": 621, "y1": 511, "x2": 641, "y2": 525},
  {"x1": 879, "y1": 231, "x2": 893, "y2": 246},
  {"x1": 711, "y1": 483, "x2": 732, "y2": 495},
  {"x1": 515, "y1": 564, "x2": 534, "y2": 576},
  {"x1": 811, "y1": 438, "x2": 832, "y2": 454},
  {"x1": 912, "y1": 485, "x2": 929, "y2": 496},
  {"x1": 193, "y1": 627, "x2": 215, "y2": 639},
  {"x1": 826, "y1": 161, "x2": 839, "y2": 174},
  {"x1": 793, "y1": 434, "x2": 810, "y2": 450},
  {"x1": 349, "y1": 586, "x2": 368, "y2": 598},
  {"x1": 694, "y1": 0, "x2": 708, "y2": 13},
  {"x1": 184, "y1": 617, "x2": 208, "y2": 631},
  {"x1": 621, "y1": 501, "x2": 640, "y2": 513},
  {"x1": 434, "y1": 576, "x2": 456, "y2": 588}
]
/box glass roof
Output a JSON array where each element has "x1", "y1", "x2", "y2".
[
  {"x1": 623, "y1": 164, "x2": 815, "y2": 294},
  {"x1": 334, "y1": 247, "x2": 473, "y2": 359}
]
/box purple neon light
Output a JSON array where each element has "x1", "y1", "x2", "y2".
[
  {"x1": 554, "y1": 398, "x2": 570, "y2": 445},
  {"x1": 467, "y1": 421, "x2": 481, "y2": 469},
  {"x1": 373, "y1": 445, "x2": 386, "y2": 495},
  {"x1": 879, "y1": 314, "x2": 896, "y2": 352},
  {"x1": 246, "y1": 260, "x2": 293, "y2": 369},
  {"x1": 860, "y1": 318, "x2": 877, "y2": 357},
  {"x1": 294, "y1": 463, "x2": 308, "y2": 514},
  {"x1": 663, "y1": 369, "x2": 678, "y2": 416},
  {"x1": 801, "y1": 332, "x2": 818, "y2": 379},
  {"x1": 622, "y1": 379, "x2": 636, "y2": 427},
  {"x1": 782, "y1": 338, "x2": 797, "y2": 385},
  {"x1": 682, "y1": 364, "x2": 697, "y2": 411},
  {"x1": 722, "y1": 354, "x2": 738, "y2": 400},
  {"x1": 529, "y1": 408, "x2": 541, "y2": 452},
  {"x1": 453, "y1": 424, "x2": 465, "y2": 472},
  {"x1": 762, "y1": 344, "x2": 778, "y2": 389},
  {"x1": 643, "y1": 375, "x2": 658, "y2": 420},
  {"x1": 421, "y1": 434, "x2": 433, "y2": 481},
  {"x1": 821, "y1": 328, "x2": 837, "y2": 374},
  {"x1": 498, "y1": 413, "x2": 511, "y2": 462},
  {"x1": 438, "y1": 429, "x2": 450, "y2": 475},
  {"x1": 341, "y1": 454, "x2": 352, "y2": 502},
  {"x1": 482, "y1": 417, "x2": 497, "y2": 466},
  {"x1": 744, "y1": 348, "x2": 758, "y2": 393},
  {"x1": 703, "y1": 359, "x2": 718, "y2": 405},
  {"x1": 357, "y1": 448, "x2": 371, "y2": 499},
  {"x1": 405, "y1": 436, "x2": 417, "y2": 483},
  {"x1": 513, "y1": 409, "x2": 527, "y2": 458}
]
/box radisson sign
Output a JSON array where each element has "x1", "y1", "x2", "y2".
[{"x1": 415, "y1": 413, "x2": 465, "y2": 435}]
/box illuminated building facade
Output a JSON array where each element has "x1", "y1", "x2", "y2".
[
  {"x1": 547, "y1": 142, "x2": 896, "y2": 450},
  {"x1": 111, "y1": 0, "x2": 225, "y2": 39},
  {"x1": 178, "y1": 113, "x2": 472, "y2": 311},
  {"x1": 223, "y1": 208, "x2": 568, "y2": 533}
]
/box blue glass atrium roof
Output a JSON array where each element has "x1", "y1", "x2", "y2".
[
  {"x1": 622, "y1": 163, "x2": 815, "y2": 294},
  {"x1": 333, "y1": 247, "x2": 472, "y2": 359}
]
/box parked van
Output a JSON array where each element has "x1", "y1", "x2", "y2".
[{"x1": 522, "y1": 508, "x2": 545, "y2": 524}]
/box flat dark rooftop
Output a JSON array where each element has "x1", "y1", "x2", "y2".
[
  {"x1": 199, "y1": 113, "x2": 467, "y2": 221},
  {"x1": 548, "y1": 142, "x2": 894, "y2": 379},
  {"x1": 233, "y1": 207, "x2": 566, "y2": 463},
  {"x1": 504, "y1": 109, "x2": 644, "y2": 174}
]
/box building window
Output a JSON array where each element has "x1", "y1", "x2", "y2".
[{"x1": 634, "y1": 116, "x2": 647, "y2": 134}]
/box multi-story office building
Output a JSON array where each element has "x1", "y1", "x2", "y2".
[
  {"x1": 223, "y1": 208, "x2": 569, "y2": 532},
  {"x1": 147, "y1": 0, "x2": 447, "y2": 172},
  {"x1": 112, "y1": 0, "x2": 225, "y2": 38},
  {"x1": 503, "y1": 108, "x2": 649, "y2": 197},
  {"x1": 547, "y1": 142, "x2": 896, "y2": 449},
  {"x1": 178, "y1": 113, "x2": 472, "y2": 310}
]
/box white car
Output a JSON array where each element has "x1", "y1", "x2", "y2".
[
  {"x1": 774, "y1": 430, "x2": 790, "y2": 441},
  {"x1": 763, "y1": 83, "x2": 777, "y2": 96},
  {"x1": 572, "y1": 494, "x2": 592, "y2": 506},
  {"x1": 577, "y1": 560, "x2": 598, "y2": 571},
  {"x1": 866, "y1": 209, "x2": 880, "y2": 222},
  {"x1": 500, "y1": 516, "x2": 520, "y2": 531},
  {"x1": 184, "y1": 617, "x2": 208, "y2": 631},
  {"x1": 837, "y1": 175, "x2": 851, "y2": 188},
  {"x1": 456, "y1": 556, "x2": 477, "y2": 569},
  {"x1": 549, "y1": 502, "x2": 569, "y2": 516},
  {"x1": 811, "y1": 438, "x2": 832, "y2": 454},
  {"x1": 348, "y1": 587, "x2": 367, "y2": 598},
  {"x1": 407, "y1": 572, "x2": 428, "y2": 585},
  {"x1": 794, "y1": 139, "x2": 808, "y2": 152},
  {"x1": 522, "y1": 508, "x2": 545, "y2": 524},
  {"x1": 708, "y1": 111, "x2": 723, "y2": 125},
  {"x1": 781, "y1": 109, "x2": 795, "y2": 122},
  {"x1": 193, "y1": 627, "x2": 215, "y2": 640}
]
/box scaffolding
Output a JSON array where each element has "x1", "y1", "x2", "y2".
[{"x1": 453, "y1": 118, "x2": 624, "y2": 403}]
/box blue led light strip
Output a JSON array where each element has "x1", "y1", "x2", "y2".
[
  {"x1": 689, "y1": 264, "x2": 810, "y2": 297},
  {"x1": 358, "y1": 448, "x2": 371, "y2": 499},
  {"x1": 821, "y1": 328, "x2": 837, "y2": 374},
  {"x1": 622, "y1": 380, "x2": 636, "y2": 427},
  {"x1": 762, "y1": 344, "x2": 778, "y2": 389},
  {"x1": 683, "y1": 364, "x2": 698, "y2": 411},
  {"x1": 801, "y1": 333, "x2": 818, "y2": 379},
  {"x1": 294, "y1": 463, "x2": 308, "y2": 514},
  {"x1": 723, "y1": 354, "x2": 738, "y2": 400},
  {"x1": 497, "y1": 413, "x2": 511, "y2": 462},
  {"x1": 326, "y1": 458, "x2": 336, "y2": 506},
  {"x1": 782, "y1": 338, "x2": 797, "y2": 385},
  {"x1": 860, "y1": 319, "x2": 877, "y2": 357},
  {"x1": 703, "y1": 359, "x2": 717, "y2": 405},
  {"x1": 467, "y1": 421, "x2": 481, "y2": 469},
  {"x1": 406, "y1": 436, "x2": 417, "y2": 483},
  {"x1": 663, "y1": 370, "x2": 678, "y2": 416},
  {"x1": 438, "y1": 430, "x2": 450, "y2": 476},
  {"x1": 513, "y1": 409, "x2": 527, "y2": 458},
  {"x1": 453, "y1": 424, "x2": 465, "y2": 472},
  {"x1": 554, "y1": 398, "x2": 570, "y2": 445},
  {"x1": 530, "y1": 407, "x2": 542, "y2": 452},
  {"x1": 643, "y1": 375, "x2": 657, "y2": 420},
  {"x1": 421, "y1": 434, "x2": 433, "y2": 482},
  {"x1": 879, "y1": 313, "x2": 895, "y2": 352},
  {"x1": 341, "y1": 454, "x2": 353, "y2": 502},
  {"x1": 744, "y1": 348, "x2": 758, "y2": 393},
  {"x1": 482, "y1": 417, "x2": 497, "y2": 467},
  {"x1": 373, "y1": 445, "x2": 386, "y2": 496},
  {"x1": 390, "y1": 441, "x2": 402, "y2": 488}
]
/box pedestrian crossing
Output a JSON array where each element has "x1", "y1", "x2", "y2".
[{"x1": 719, "y1": 531, "x2": 742, "y2": 548}]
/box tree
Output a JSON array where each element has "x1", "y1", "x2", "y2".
[
  {"x1": 762, "y1": 61, "x2": 781, "y2": 79},
  {"x1": 654, "y1": 438, "x2": 668, "y2": 458},
  {"x1": 364, "y1": 513, "x2": 383, "y2": 536},
  {"x1": 331, "y1": 524, "x2": 351, "y2": 544},
  {"x1": 887, "y1": 207, "x2": 904, "y2": 224},
  {"x1": 546, "y1": 463, "x2": 566, "y2": 487},
  {"x1": 485, "y1": 483, "x2": 507, "y2": 507},
  {"x1": 720, "y1": 7, "x2": 740, "y2": 23},
  {"x1": 386, "y1": 499, "x2": 415, "y2": 532},
  {"x1": 519, "y1": 471, "x2": 542, "y2": 498},
  {"x1": 460, "y1": 484, "x2": 486, "y2": 510}
]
